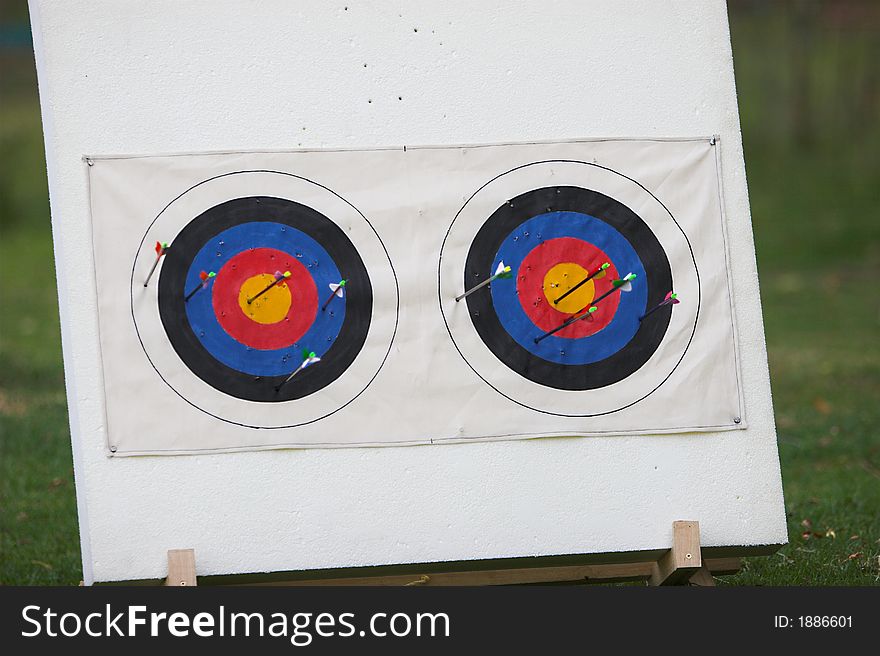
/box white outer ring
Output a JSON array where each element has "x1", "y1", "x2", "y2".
[
  {"x1": 439, "y1": 160, "x2": 699, "y2": 416},
  {"x1": 131, "y1": 170, "x2": 398, "y2": 429}
]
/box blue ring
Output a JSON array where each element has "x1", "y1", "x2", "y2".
[
  {"x1": 184, "y1": 221, "x2": 344, "y2": 376},
  {"x1": 491, "y1": 212, "x2": 647, "y2": 365}
]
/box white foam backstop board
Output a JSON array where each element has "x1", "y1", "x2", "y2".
[{"x1": 29, "y1": 0, "x2": 786, "y2": 583}]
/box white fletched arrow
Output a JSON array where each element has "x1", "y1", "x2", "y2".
[
  {"x1": 322, "y1": 279, "x2": 348, "y2": 311},
  {"x1": 617, "y1": 272, "x2": 635, "y2": 292},
  {"x1": 275, "y1": 351, "x2": 322, "y2": 391},
  {"x1": 455, "y1": 261, "x2": 513, "y2": 302}
]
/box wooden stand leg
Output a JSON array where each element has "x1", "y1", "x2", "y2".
[
  {"x1": 165, "y1": 549, "x2": 197, "y2": 586},
  {"x1": 650, "y1": 520, "x2": 702, "y2": 586},
  {"x1": 687, "y1": 565, "x2": 717, "y2": 587}
]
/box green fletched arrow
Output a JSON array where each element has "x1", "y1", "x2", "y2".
[
  {"x1": 553, "y1": 262, "x2": 611, "y2": 305},
  {"x1": 534, "y1": 305, "x2": 598, "y2": 344}
]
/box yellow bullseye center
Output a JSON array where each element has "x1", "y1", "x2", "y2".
[
  {"x1": 238, "y1": 274, "x2": 292, "y2": 324},
  {"x1": 544, "y1": 263, "x2": 593, "y2": 314}
]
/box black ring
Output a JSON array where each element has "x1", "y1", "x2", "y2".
[
  {"x1": 463, "y1": 186, "x2": 673, "y2": 390},
  {"x1": 157, "y1": 196, "x2": 371, "y2": 402}
]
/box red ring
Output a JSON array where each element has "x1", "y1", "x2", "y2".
[
  {"x1": 212, "y1": 248, "x2": 318, "y2": 350},
  {"x1": 516, "y1": 237, "x2": 620, "y2": 338}
]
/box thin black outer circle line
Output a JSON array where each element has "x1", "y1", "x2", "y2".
[
  {"x1": 129, "y1": 170, "x2": 399, "y2": 429},
  {"x1": 132, "y1": 175, "x2": 398, "y2": 426},
  {"x1": 437, "y1": 159, "x2": 701, "y2": 417}
]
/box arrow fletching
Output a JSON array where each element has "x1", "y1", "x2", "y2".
[
  {"x1": 298, "y1": 352, "x2": 321, "y2": 370},
  {"x1": 494, "y1": 261, "x2": 513, "y2": 279},
  {"x1": 615, "y1": 272, "x2": 636, "y2": 292}
]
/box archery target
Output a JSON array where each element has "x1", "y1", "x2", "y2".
[
  {"x1": 439, "y1": 160, "x2": 700, "y2": 416},
  {"x1": 132, "y1": 171, "x2": 398, "y2": 429}
]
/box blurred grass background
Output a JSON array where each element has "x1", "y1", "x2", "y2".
[{"x1": 1, "y1": 0, "x2": 878, "y2": 585}]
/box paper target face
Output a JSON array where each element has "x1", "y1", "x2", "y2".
[
  {"x1": 439, "y1": 160, "x2": 700, "y2": 416},
  {"x1": 132, "y1": 171, "x2": 398, "y2": 429}
]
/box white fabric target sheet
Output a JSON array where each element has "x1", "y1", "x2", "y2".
[{"x1": 88, "y1": 138, "x2": 743, "y2": 455}]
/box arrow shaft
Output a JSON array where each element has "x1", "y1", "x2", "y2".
[
  {"x1": 275, "y1": 361, "x2": 311, "y2": 391},
  {"x1": 184, "y1": 281, "x2": 206, "y2": 303},
  {"x1": 534, "y1": 309, "x2": 592, "y2": 344},
  {"x1": 639, "y1": 300, "x2": 670, "y2": 321},
  {"x1": 553, "y1": 268, "x2": 602, "y2": 305},
  {"x1": 455, "y1": 273, "x2": 498, "y2": 302},
  {"x1": 322, "y1": 289, "x2": 340, "y2": 312},
  {"x1": 247, "y1": 277, "x2": 283, "y2": 304},
  {"x1": 143, "y1": 254, "x2": 162, "y2": 288},
  {"x1": 283, "y1": 363, "x2": 306, "y2": 384},
  {"x1": 592, "y1": 285, "x2": 623, "y2": 306}
]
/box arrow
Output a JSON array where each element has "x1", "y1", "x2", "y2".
[
  {"x1": 455, "y1": 261, "x2": 513, "y2": 302},
  {"x1": 534, "y1": 306, "x2": 598, "y2": 344},
  {"x1": 639, "y1": 291, "x2": 680, "y2": 321},
  {"x1": 247, "y1": 270, "x2": 291, "y2": 305},
  {"x1": 322, "y1": 279, "x2": 348, "y2": 312},
  {"x1": 590, "y1": 272, "x2": 636, "y2": 306},
  {"x1": 143, "y1": 241, "x2": 170, "y2": 287},
  {"x1": 184, "y1": 270, "x2": 216, "y2": 303},
  {"x1": 275, "y1": 349, "x2": 322, "y2": 391},
  {"x1": 553, "y1": 262, "x2": 610, "y2": 305}
]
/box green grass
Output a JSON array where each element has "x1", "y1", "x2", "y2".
[
  {"x1": 0, "y1": 165, "x2": 80, "y2": 585},
  {"x1": 1, "y1": 4, "x2": 879, "y2": 585},
  {"x1": 1, "y1": 30, "x2": 81, "y2": 584},
  {"x1": 722, "y1": 150, "x2": 880, "y2": 585},
  {"x1": 721, "y1": 2, "x2": 880, "y2": 585}
]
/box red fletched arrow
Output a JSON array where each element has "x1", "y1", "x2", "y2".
[
  {"x1": 144, "y1": 241, "x2": 170, "y2": 287},
  {"x1": 185, "y1": 271, "x2": 215, "y2": 302}
]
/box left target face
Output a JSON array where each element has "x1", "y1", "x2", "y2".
[{"x1": 132, "y1": 171, "x2": 398, "y2": 429}]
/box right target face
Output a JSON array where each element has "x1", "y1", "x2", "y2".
[{"x1": 439, "y1": 160, "x2": 701, "y2": 417}]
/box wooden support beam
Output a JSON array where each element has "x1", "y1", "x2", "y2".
[
  {"x1": 244, "y1": 556, "x2": 739, "y2": 587},
  {"x1": 165, "y1": 549, "x2": 197, "y2": 586},
  {"x1": 156, "y1": 535, "x2": 740, "y2": 587},
  {"x1": 268, "y1": 562, "x2": 656, "y2": 586},
  {"x1": 703, "y1": 557, "x2": 741, "y2": 576},
  {"x1": 650, "y1": 520, "x2": 702, "y2": 586}
]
